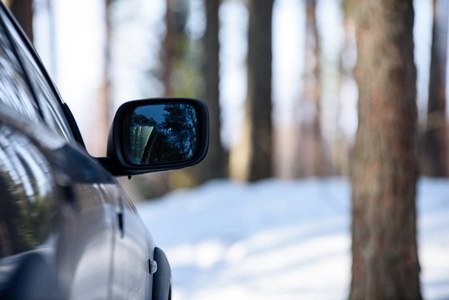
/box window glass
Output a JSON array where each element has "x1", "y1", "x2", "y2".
[
  {"x1": 0, "y1": 19, "x2": 41, "y2": 123},
  {"x1": 2, "y1": 10, "x2": 74, "y2": 141},
  {"x1": 0, "y1": 125, "x2": 55, "y2": 258}
]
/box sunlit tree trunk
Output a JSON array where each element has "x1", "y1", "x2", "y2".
[
  {"x1": 334, "y1": 0, "x2": 356, "y2": 176},
  {"x1": 7, "y1": 0, "x2": 34, "y2": 43},
  {"x1": 92, "y1": 0, "x2": 113, "y2": 156},
  {"x1": 296, "y1": 0, "x2": 322, "y2": 177},
  {"x1": 195, "y1": 0, "x2": 228, "y2": 183},
  {"x1": 235, "y1": 0, "x2": 274, "y2": 182},
  {"x1": 424, "y1": 0, "x2": 448, "y2": 177},
  {"x1": 350, "y1": 0, "x2": 422, "y2": 299}
]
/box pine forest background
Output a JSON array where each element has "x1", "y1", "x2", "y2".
[
  {"x1": 6, "y1": 0, "x2": 448, "y2": 198},
  {"x1": 5, "y1": 0, "x2": 449, "y2": 298}
]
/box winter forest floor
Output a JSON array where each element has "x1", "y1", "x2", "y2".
[{"x1": 136, "y1": 177, "x2": 449, "y2": 300}]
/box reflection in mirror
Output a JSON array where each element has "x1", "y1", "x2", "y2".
[{"x1": 127, "y1": 103, "x2": 199, "y2": 165}]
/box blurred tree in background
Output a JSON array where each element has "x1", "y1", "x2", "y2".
[
  {"x1": 192, "y1": 0, "x2": 228, "y2": 183},
  {"x1": 335, "y1": 0, "x2": 356, "y2": 176},
  {"x1": 162, "y1": 0, "x2": 176, "y2": 98},
  {"x1": 231, "y1": 0, "x2": 274, "y2": 182},
  {"x1": 350, "y1": 0, "x2": 421, "y2": 298},
  {"x1": 296, "y1": 0, "x2": 324, "y2": 177},
  {"x1": 93, "y1": 0, "x2": 115, "y2": 156},
  {"x1": 5, "y1": 0, "x2": 33, "y2": 42},
  {"x1": 165, "y1": 0, "x2": 203, "y2": 99},
  {"x1": 423, "y1": 0, "x2": 448, "y2": 177},
  {"x1": 162, "y1": 0, "x2": 204, "y2": 191}
]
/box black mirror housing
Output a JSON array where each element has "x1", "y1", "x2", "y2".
[{"x1": 101, "y1": 98, "x2": 209, "y2": 176}]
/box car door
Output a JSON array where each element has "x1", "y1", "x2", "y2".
[
  {"x1": 0, "y1": 4, "x2": 124, "y2": 298},
  {"x1": 0, "y1": 106, "x2": 117, "y2": 299},
  {"x1": 0, "y1": 108, "x2": 63, "y2": 300},
  {"x1": 102, "y1": 184, "x2": 155, "y2": 300}
]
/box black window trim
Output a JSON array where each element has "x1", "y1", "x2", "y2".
[{"x1": 0, "y1": 2, "x2": 86, "y2": 148}]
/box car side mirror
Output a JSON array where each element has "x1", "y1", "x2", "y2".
[{"x1": 102, "y1": 98, "x2": 209, "y2": 176}]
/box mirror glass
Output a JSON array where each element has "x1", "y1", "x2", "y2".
[{"x1": 126, "y1": 103, "x2": 199, "y2": 165}]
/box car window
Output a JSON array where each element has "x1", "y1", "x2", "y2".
[
  {"x1": 1, "y1": 14, "x2": 74, "y2": 142},
  {"x1": 0, "y1": 18, "x2": 42, "y2": 124},
  {"x1": 0, "y1": 124, "x2": 54, "y2": 258}
]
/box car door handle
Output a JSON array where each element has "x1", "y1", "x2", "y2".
[{"x1": 117, "y1": 211, "x2": 124, "y2": 238}]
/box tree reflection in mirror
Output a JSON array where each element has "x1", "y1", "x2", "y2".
[{"x1": 128, "y1": 103, "x2": 199, "y2": 165}]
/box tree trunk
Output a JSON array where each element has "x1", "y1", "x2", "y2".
[
  {"x1": 297, "y1": 0, "x2": 323, "y2": 177},
  {"x1": 238, "y1": 0, "x2": 274, "y2": 182},
  {"x1": 8, "y1": 0, "x2": 34, "y2": 43},
  {"x1": 424, "y1": 0, "x2": 448, "y2": 177},
  {"x1": 350, "y1": 0, "x2": 422, "y2": 299},
  {"x1": 334, "y1": 0, "x2": 356, "y2": 176},
  {"x1": 195, "y1": 0, "x2": 227, "y2": 183},
  {"x1": 92, "y1": 0, "x2": 113, "y2": 156},
  {"x1": 162, "y1": 0, "x2": 176, "y2": 97}
]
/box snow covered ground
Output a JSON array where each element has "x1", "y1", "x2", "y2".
[{"x1": 136, "y1": 177, "x2": 449, "y2": 300}]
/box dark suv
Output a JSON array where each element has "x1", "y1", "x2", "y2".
[{"x1": 0, "y1": 2, "x2": 209, "y2": 299}]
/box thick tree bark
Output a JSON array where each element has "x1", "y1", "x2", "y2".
[
  {"x1": 424, "y1": 0, "x2": 448, "y2": 177},
  {"x1": 8, "y1": 0, "x2": 34, "y2": 43},
  {"x1": 240, "y1": 0, "x2": 274, "y2": 182},
  {"x1": 195, "y1": 0, "x2": 227, "y2": 182},
  {"x1": 350, "y1": 1, "x2": 422, "y2": 299}
]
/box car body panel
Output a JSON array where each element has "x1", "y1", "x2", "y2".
[
  {"x1": 101, "y1": 183, "x2": 156, "y2": 300},
  {"x1": 0, "y1": 106, "x2": 113, "y2": 298}
]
